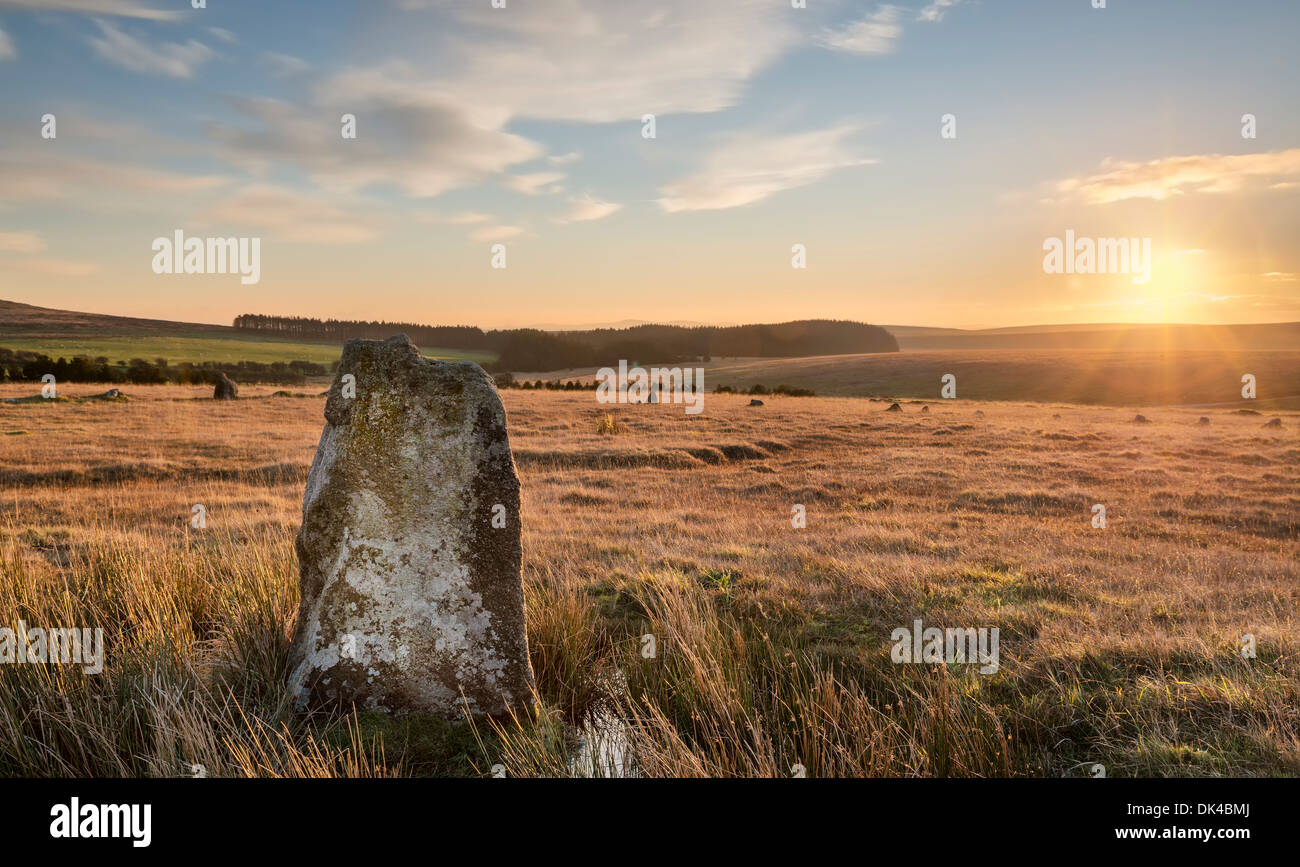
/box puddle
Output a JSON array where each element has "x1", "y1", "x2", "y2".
[
  {"x1": 570, "y1": 709, "x2": 635, "y2": 777},
  {"x1": 568, "y1": 668, "x2": 637, "y2": 777}
]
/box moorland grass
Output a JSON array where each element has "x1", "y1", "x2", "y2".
[{"x1": 1, "y1": 384, "x2": 1296, "y2": 777}]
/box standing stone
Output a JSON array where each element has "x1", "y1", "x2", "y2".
[
  {"x1": 288, "y1": 334, "x2": 535, "y2": 719},
  {"x1": 213, "y1": 372, "x2": 239, "y2": 400}
]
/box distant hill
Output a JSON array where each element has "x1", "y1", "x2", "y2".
[
  {"x1": 0, "y1": 300, "x2": 488, "y2": 367},
  {"x1": 559, "y1": 319, "x2": 899, "y2": 360},
  {"x1": 5, "y1": 298, "x2": 1294, "y2": 373},
  {"x1": 0, "y1": 299, "x2": 235, "y2": 337},
  {"x1": 229, "y1": 314, "x2": 900, "y2": 369},
  {"x1": 880, "y1": 325, "x2": 972, "y2": 339},
  {"x1": 1, "y1": 301, "x2": 898, "y2": 372},
  {"x1": 884, "y1": 321, "x2": 1300, "y2": 352},
  {"x1": 526, "y1": 318, "x2": 735, "y2": 330},
  {"x1": 689, "y1": 348, "x2": 1300, "y2": 408}
]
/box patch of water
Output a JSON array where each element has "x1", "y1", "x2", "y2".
[{"x1": 569, "y1": 709, "x2": 636, "y2": 778}]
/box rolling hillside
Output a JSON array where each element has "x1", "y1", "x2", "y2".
[
  {"x1": 0, "y1": 299, "x2": 235, "y2": 336},
  {"x1": 520, "y1": 348, "x2": 1300, "y2": 409},
  {"x1": 0, "y1": 300, "x2": 493, "y2": 366},
  {"x1": 885, "y1": 321, "x2": 1300, "y2": 351},
  {"x1": 699, "y1": 349, "x2": 1300, "y2": 408},
  {"x1": 4, "y1": 300, "x2": 1295, "y2": 403}
]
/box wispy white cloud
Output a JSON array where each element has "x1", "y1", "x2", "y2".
[
  {"x1": 207, "y1": 94, "x2": 541, "y2": 198},
  {"x1": 556, "y1": 194, "x2": 621, "y2": 224},
  {"x1": 261, "y1": 51, "x2": 310, "y2": 76},
  {"x1": 1054, "y1": 149, "x2": 1300, "y2": 204},
  {"x1": 361, "y1": 0, "x2": 799, "y2": 124},
  {"x1": 202, "y1": 1, "x2": 800, "y2": 205},
  {"x1": 1186, "y1": 292, "x2": 1244, "y2": 303},
  {"x1": 0, "y1": 231, "x2": 42, "y2": 252},
  {"x1": 197, "y1": 184, "x2": 380, "y2": 243},
  {"x1": 88, "y1": 20, "x2": 213, "y2": 79},
  {"x1": 444, "y1": 212, "x2": 492, "y2": 225},
  {"x1": 917, "y1": 0, "x2": 961, "y2": 23},
  {"x1": 0, "y1": 0, "x2": 180, "y2": 20},
  {"x1": 207, "y1": 26, "x2": 236, "y2": 44},
  {"x1": 659, "y1": 125, "x2": 874, "y2": 212},
  {"x1": 469, "y1": 224, "x2": 525, "y2": 242},
  {"x1": 0, "y1": 151, "x2": 228, "y2": 205},
  {"x1": 819, "y1": 5, "x2": 902, "y2": 56},
  {"x1": 548, "y1": 151, "x2": 582, "y2": 166},
  {"x1": 505, "y1": 172, "x2": 565, "y2": 195},
  {"x1": 0, "y1": 26, "x2": 15, "y2": 60}
]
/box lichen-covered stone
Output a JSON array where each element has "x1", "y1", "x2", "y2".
[{"x1": 288, "y1": 334, "x2": 535, "y2": 719}]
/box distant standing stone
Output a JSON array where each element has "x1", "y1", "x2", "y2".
[
  {"x1": 1264, "y1": 417, "x2": 1283, "y2": 428},
  {"x1": 885, "y1": 402, "x2": 902, "y2": 412},
  {"x1": 289, "y1": 334, "x2": 535, "y2": 719},
  {"x1": 1197, "y1": 416, "x2": 1210, "y2": 425},
  {"x1": 921, "y1": 405, "x2": 929, "y2": 413},
  {"x1": 1133, "y1": 413, "x2": 1150, "y2": 423},
  {"x1": 749, "y1": 399, "x2": 765, "y2": 406},
  {"x1": 213, "y1": 373, "x2": 239, "y2": 400}
]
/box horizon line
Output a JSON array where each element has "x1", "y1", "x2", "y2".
[{"x1": 4, "y1": 297, "x2": 1299, "y2": 337}]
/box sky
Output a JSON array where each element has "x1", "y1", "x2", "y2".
[{"x1": 0, "y1": 0, "x2": 1297, "y2": 330}]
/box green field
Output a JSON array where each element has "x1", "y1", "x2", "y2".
[{"x1": 0, "y1": 333, "x2": 498, "y2": 367}]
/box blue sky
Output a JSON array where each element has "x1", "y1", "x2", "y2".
[{"x1": 0, "y1": 0, "x2": 1297, "y2": 328}]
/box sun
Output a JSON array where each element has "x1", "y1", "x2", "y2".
[{"x1": 1126, "y1": 248, "x2": 1210, "y2": 323}]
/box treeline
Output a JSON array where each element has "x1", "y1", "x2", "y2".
[
  {"x1": 492, "y1": 375, "x2": 816, "y2": 397},
  {"x1": 232, "y1": 314, "x2": 486, "y2": 349},
  {"x1": 493, "y1": 375, "x2": 596, "y2": 391},
  {"x1": 0, "y1": 348, "x2": 326, "y2": 386},
  {"x1": 570, "y1": 320, "x2": 898, "y2": 359},
  {"x1": 234, "y1": 315, "x2": 899, "y2": 371},
  {"x1": 715, "y1": 383, "x2": 816, "y2": 397}
]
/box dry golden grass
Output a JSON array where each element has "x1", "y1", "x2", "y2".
[{"x1": 2, "y1": 382, "x2": 1297, "y2": 777}]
